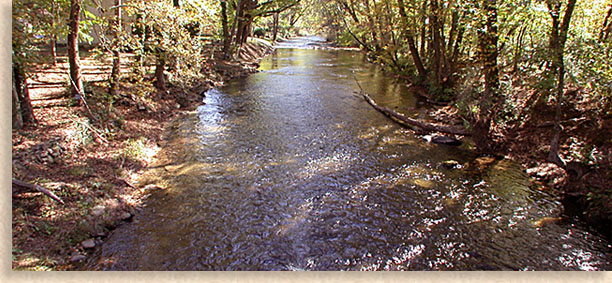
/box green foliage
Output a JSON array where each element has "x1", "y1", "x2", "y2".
[{"x1": 122, "y1": 0, "x2": 217, "y2": 88}]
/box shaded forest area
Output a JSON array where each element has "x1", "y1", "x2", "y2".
[{"x1": 12, "y1": 0, "x2": 612, "y2": 270}]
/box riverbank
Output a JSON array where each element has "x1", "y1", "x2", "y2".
[
  {"x1": 380, "y1": 67, "x2": 612, "y2": 242},
  {"x1": 11, "y1": 39, "x2": 273, "y2": 270}
]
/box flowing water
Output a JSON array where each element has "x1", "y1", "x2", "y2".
[{"x1": 83, "y1": 38, "x2": 611, "y2": 270}]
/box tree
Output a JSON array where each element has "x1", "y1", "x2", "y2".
[
  {"x1": 68, "y1": 0, "x2": 84, "y2": 100},
  {"x1": 12, "y1": 0, "x2": 45, "y2": 128},
  {"x1": 472, "y1": 0, "x2": 501, "y2": 153},
  {"x1": 109, "y1": 0, "x2": 122, "y2": 97},
  {"x1": 397, "y1": 0, "x2": 427, "y2": 83},
  {"x1": 12, "y1": 75, "x2": 23, "y2": 130},
  {"x1": 600, "y1": 2, "x2": 612, "y2": 42},
  {"x1": 546, "y1": 0, "x2": 577, "y2": 167},
  {"x1": 221, "y1": 0, "x2": 231, "y2": 57}
]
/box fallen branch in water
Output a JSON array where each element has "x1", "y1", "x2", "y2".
[
  {"x1": 352, "y1": 73, "x2": 470, "y2": 136},
  {"x1": 12, "y1": 179, "x2": 65, "y2": 204}
]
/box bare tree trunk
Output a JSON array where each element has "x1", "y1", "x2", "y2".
[
  {"x1": 354, "y1": 76, "x2": 469, "y2": 136},
  {"x1": 547, "y1": 0, "x2": 577, "y2": 167},
  {"x1": 68, "y1": 0, "x2": 84, "y2": 100},
  {"x1": 110, "y1": 0, "x2": 122, "y2": 97}
]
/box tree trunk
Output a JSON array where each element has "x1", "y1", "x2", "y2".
[
  {"x1": 13, "y1": 63, "x2": 36, "y2": 126},
  {"x1": 272, "y1": 11, "x2": 279, "y2": 42},
  {"x1": 68, "y1": 0, "x2": 84, "y2": 100},
  {"x1": 512, "y1": 25, "x2": 527, "y2": 73},
  {"x1": 547, "y1": 0, "x2": 577, "y2": 167},
  {"x1": 363, "y1": 0, "x2": 380, "y2": 52},
  {"x1": 154, "y1": 52, "x2": 167, "y2": 90},
  {"x1": 419, "y1": 1, "x2": 428, "y2": 60},
  {"x1": 600, "y1": 3, "x2": 612, "y2": 41},
  {"x1": 110, "y1": 0, "x2": 122, "y2": 97},
  {"x1": 235, "y1": 0, "x2": 249, "y2": 46},
  {"x1": 221, "y1": 0, "x2": 231, "y2": 57},
  {"x1": 227, "y1": 0, "x2": 242, "y2": 59},
  {"x1": 430, "y1": 0, "x2": 446, "y2": 90},
  {"x1": 12, "y1": 72, "x2": 23, "y2": 130},
  {"x1": 397, "y1": 0, "x2": 427, "y2": 82},
  {"x1": 50, "y1": 36, "x2": 58, "y2": 67},
  {"x1": 473, "y1": 0, "x2": 500, "y2": 153},
  {"x1": 236, "y1": 0, "x2": 256, "y2": 47},
  {"x1": 50, "y1": 1, "x2": 58, "y2": 66}
]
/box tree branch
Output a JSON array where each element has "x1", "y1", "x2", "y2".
[{"x1": 13, "y1": 179, "x2": 65, "y2": 204}]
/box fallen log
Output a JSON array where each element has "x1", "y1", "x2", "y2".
[
  {"x1": 12, "y1": 179, "x2": 65, "y2": 204},
  {"x1": 357, "y1": 90, "x2": 470, "y2": 135},
  {"x1": 352, "y1": 73, "x2": 469, "y2": 136}
]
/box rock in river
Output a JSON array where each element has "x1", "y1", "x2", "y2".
[
  {"x1": 432, "y1": 135, "x2": 462, "y2": 146},
  {"x1": 423, "y1": 134, "x2": 462, "y2": 146}
]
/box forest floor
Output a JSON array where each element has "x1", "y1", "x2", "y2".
[{"x1": 11, "y1": 39, "x2": 273, "y2": 270}]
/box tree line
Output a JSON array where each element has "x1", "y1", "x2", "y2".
[{"x1": 12, "y1": 0, "x2": 301, "y2": 129}]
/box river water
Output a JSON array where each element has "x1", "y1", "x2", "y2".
[{"x1": 83, "y1": 38, "x2": 611, "y2": 270}]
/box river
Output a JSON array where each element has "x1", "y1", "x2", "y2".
[{"x1": 82, "y1": 38, "x2": 611, "y2": 270}]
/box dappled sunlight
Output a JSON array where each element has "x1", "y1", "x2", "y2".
[{"x1": 296, "y1": 151, "x2": 355, "y2": 179}]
